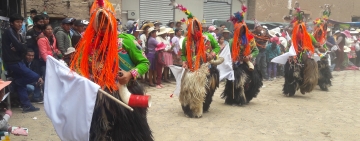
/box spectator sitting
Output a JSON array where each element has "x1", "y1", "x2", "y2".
[
  {"x1": 42, "y1": 13, "x2": 50, "y2": 25},
  {"x1": 24, "y1": 48, "x2": 44, "y2": 103},
  {"x1": 54, "y1": 18, "x2": 75, "y2": 64},
  {"x1": 38, "y1": 24, "x2": 62, "y2": 62},
  {"x1": 0, "y1": 102, "x2": 12, "y2": 133},
  {"x1": 1, "y1": 14, "x2": 41, "y2": 112}
]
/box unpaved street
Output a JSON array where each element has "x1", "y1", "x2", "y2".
[{"x1": 10, "y1": 71, "x2": 360, "y2": 141}]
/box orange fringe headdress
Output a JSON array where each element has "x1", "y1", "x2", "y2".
[
  {"x1": 312, "y1": 4, "x2": 331, "y2": 47},
  {"x1": 70, "y1": 0, "x2": 119, "y2": 92},
  {"x1": 170, "y1": 1, "x2": 206, "y2": 71},
  {"x1": 292, "y1": 8, "x2": 315, "y2": 54},
  {"x1": 313, "y1": 20, "x2": 326, "y2": 46},
  {"x1": 229, "y1": 4, "x2": 252, "y2": 62}
]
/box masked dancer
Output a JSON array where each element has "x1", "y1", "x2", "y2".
[
  {"x1": 221, "y1": 2, "x2": 263, "y2": 105},
  {"x1": 312, "y1": 4, "x2": 332, "y2": 91},
  {"x1": 170, "y1": 0, "x2": 224, "y2": 118},
  {"x1": 283, "y1": 2, "x2": 319, "y2": 96},
  {"x1": 70, "y1": 0, "x2": 153, "y2": 140}
]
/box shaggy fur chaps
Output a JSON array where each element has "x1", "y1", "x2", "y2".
[
  {"x1": 318, "y1": 56, "x2": 332, "y2": 91},
  {"x1": 89, "y1": 81, "x2": 153, "y2": 141},
  {"x1": 180, "y1": 64, "x2": 219, "y2": 118},
  {"x1": 283, "y1": 53, "x2": 318, "y2": 96},
  {"x1": 221, "y1": 63, "x2": 263, "y2": 105}
]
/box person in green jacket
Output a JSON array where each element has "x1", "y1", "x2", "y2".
[
  {"x1": 221, "y1": 4, "x2": 263, "y2": 106},
  {"x1": 172, "y1": 1, "x2": 223, "y2": 118}
]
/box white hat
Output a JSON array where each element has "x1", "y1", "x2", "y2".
[
  {"x1": 156, "y1": 27, "x2": 170, "y2": 36},
  {"x1": 344, "y1": 46, "x2": 351, "y2": 53},
  {"x1": 148, "y1": 27, "x2": 156, "y2": 32},
  {"x1": 268, "y1": 27, "x2": 281, "y2": 37},
  {"x1": 350, "y1": 28, "x2": 356, "y2": 31},
  {"x1": 262, "y1": 25, "x2": 268, "y2": 29},
  {"x1": 64, "y1": 47, "x2": 75, "y2": 55},
  {"x1": 279, "y1": 37, "x2": 288, "y2": 48}
]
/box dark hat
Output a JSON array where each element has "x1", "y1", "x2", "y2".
[
  {"x1": 167, "y1": 20, "x2": 174, "y2": 26},
  {"x1": 62, "y1": 18, "x2": 75, "y2": 24},
  {"x1": 74, "y1": 20, "x2": 85, "y2": 26},
  {"x1": 153, "y1": 20, "x2": 162, "y2": 25}
]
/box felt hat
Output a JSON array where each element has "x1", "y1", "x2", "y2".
[
  {"x1": 64, "y1": 47, "x2": 76, "y2": 55},
  {"x1": 156, "y1": 27, "x2": 170, "y2": 35},
  {"x1": 168, "y1": 28, "x2": 175, "y2": 34},
  {"x1": 222, "y1": 28, "x2": 230, "y2": 33}
]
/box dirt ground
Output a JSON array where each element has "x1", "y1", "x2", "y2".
[{"x1": 9, "y1": 70, "x2": 360, "y2": 141}]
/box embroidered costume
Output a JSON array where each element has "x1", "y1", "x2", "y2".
[
  {"x1": 221, "y1": 3, "x2": 263, "y2": 105},
  {"x1": 171, "y1": 1, "x2": 224, "y2": 118},
  {"x1": 70, "y1": 0, "x2": 153, "y2": 140}
]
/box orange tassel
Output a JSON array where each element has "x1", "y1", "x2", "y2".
[
  {"x1": 185, "y1": 18, "x2": 207, "y2": 71},
  {"x1": 70, "y1": 1, "x2": 119, "y2": 92}
]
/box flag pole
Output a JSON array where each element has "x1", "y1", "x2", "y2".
[{"x1": 98, "y1": 89, "x2": 134, "y2": 111}]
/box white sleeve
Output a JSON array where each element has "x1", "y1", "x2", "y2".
[{"x1": 0, "y1": 114, "x2": 10, "y2": 129}]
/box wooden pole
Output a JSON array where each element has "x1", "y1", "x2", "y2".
[{"x1": 98, "y1": 89, "x2": 134, "y2": 111}]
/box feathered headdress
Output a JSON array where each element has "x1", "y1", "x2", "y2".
[
  {"x1": 170, "y1": 0, "x2": 206, "y2": 71},
  {"x1": 70, "y1": 0, "x2": 119, "y2": 92},
  {"x1": 229, "y1": 4, "x2": 247, "y2": 25},
  {"x1": 229, "y1": 2, "x2": 252, "y2": 62}
]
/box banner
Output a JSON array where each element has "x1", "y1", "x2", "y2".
[{"x1": 44, "y1": 56, "x2": 100, "y2": 141}]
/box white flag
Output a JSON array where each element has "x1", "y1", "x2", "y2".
[
  {"x1": 44, "y1": 56, "x2": 100, "y2": 141},
  {"x1": 169, "y1": 65, "x2": 185, "y2": 97},
  {"x1": 271, "y1": 45, "x2": 297, "y2": 64},
  {"x1": 217, "y1": 43, "x2": 234, "y2": 81}
]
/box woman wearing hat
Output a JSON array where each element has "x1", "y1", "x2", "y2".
[
  {"x1": 155, "y1": 27, "x2": 172, "y2": 88},
  {"x1": 146, "y1": 27, "x2": 159, "y2": 87}
]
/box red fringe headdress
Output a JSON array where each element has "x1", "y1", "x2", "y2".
[{"x1": 70, "y1": 0, "x2": 119, "y2": 92}]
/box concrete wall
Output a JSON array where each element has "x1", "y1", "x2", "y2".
[
  {"x1": 252, "y1": 0, "x2": 360, "y2": 22},
  {"x1": 22, "y1": 0, "x2": 122, "y2": 20},
  {"x1": 121, "y1": 0, "x2": 139, "y2": 24}
]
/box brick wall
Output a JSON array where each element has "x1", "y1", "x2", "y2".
[
  {"x1": 22, "y1": 0, "x2": 121, "y2": 20},
  {"x1": 252, "y1": 0, "x2": 360, "y2": 22}
]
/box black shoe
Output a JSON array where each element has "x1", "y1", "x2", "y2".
[
  {"x1": 23, "y1": 105, "x2": 40, "y2": 113},
  {"x1": 31, "y1": 99, "x2": 44, "y2": 104}
]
